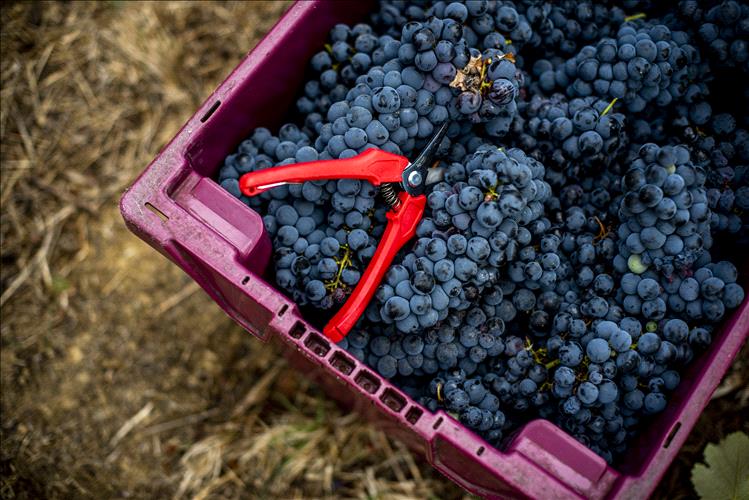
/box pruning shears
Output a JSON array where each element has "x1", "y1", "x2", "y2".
[{"x1": 239, "y1": 122, "x2": 449, "y2": 342}]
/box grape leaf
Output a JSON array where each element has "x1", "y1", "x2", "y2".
[
  {"x1": 448, "y1": 54, "x2": 485, "y2": 93},
  {"x1": 448, "y1": 53, "x2": 516, "y2": 93},
  {"x1": 691, "y1": 431, "x2": 749, "y2": 500}
]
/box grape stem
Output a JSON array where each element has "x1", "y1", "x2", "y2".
[
  {"x1": 624, "y1": 12, "x2": 647, "y2": 22},
  {"x1": 593, "y1": 216, "x2": 611, "y2": 242},
  {"x1": 600, "y1": 98, "x2": 619, "y2": 117},
  {"x1": 324, "y1": 244, "x2": 352, "y2": 291}
]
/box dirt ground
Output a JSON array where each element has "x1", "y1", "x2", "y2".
[{"x1": 1, "y1": 2, "x2": 746, "y2": 499}]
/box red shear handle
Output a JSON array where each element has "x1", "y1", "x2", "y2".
[
  {"x1": 239, "y1": 148, "x2": 410, "y2": 196},
  {"x1": 324, "y1": 192, "x2": 426, "y2": 342}
]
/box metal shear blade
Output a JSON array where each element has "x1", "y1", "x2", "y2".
[{"x1": 401, "y1": 122, "x2": 449, "y2": 197}]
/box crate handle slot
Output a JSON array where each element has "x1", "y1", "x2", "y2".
[
  {"x1": 354, "y1": 370, "x2": 381, "y2": 394},
  {"x1": 288, "y1": 320, "x2": 305, "y2": 339},
  {"x1": 663, "y1": 421, "x2": 682, "y2": 448},
  {"x1": 380, "y1": 388, "x2": 406, "y2": 413},
  {"x1": 303, "y1": 332, "x2": 330, "y2": 357},
  {"x1": 405, "y1": 407, "x2": 423, "y2": 425},
  {"x1": 145, "y1": 202, "x2": 169, "y2": 222},
  {"x1": 200, "y1": 100, "x2": 221, "y2": 122},
  {"x1": 330, "y1": 352, "x2": 355, "y2": 375}
]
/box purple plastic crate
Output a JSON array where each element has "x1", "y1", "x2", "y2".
[{"x1": 120, "y1": 2, "x2": 749, "y2": 498}]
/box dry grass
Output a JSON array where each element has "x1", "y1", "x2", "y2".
[
  {"x1": 0, "y1": 2, "x2": 745, "y2": 499},
  {"x1": 0, "y1": 2, "x2": 468, "y2": 498}
]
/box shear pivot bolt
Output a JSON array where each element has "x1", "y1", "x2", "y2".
[{"x1": 407, "y1": 171, "x2": 422, "y2": 188}]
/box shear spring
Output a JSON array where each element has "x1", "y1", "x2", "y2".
[{"x1": 381, "y1": 183, "x2": 401, "y2": 208}]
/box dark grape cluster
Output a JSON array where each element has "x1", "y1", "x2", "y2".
[
  {"x1": 373, "y1": 0, "x2": 535, "y2": 55},
  {"x1": 518, "y1": 0, "x2": 628, "y2": 57},
  {"x1": 361, "y1": 146, "x2": 551, "y2": 333},
  {"x1": 671, "y1": 0, "x2": 749, "y2": 73},
  {"x1": 616, "y1": 144, "x2": 713, "y2": 280},
  {"x1": 706, "y1": 162, "x2": 749, "y2": 236},
  {"x1": 559, "y1": 24, "x2": 711, "y2": 114},
  {"x1": 625, "y1": 106, "x2": 749, "y2": 242},
  {"x1": 668, "y1": 112, "x2": 749, "y2": 240},
  {"x1": 309, "y1": 13, "x2": 524, "y2": 164},
  {"x1": 216, "y1": 0, "x2": 749, "y2": 466},
  {"x1": 217, "y1": 123, "x2": 386, "y2": 308},
  {"x1": 514, "y1": 92, "x2": 628, "y2": 180}
]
